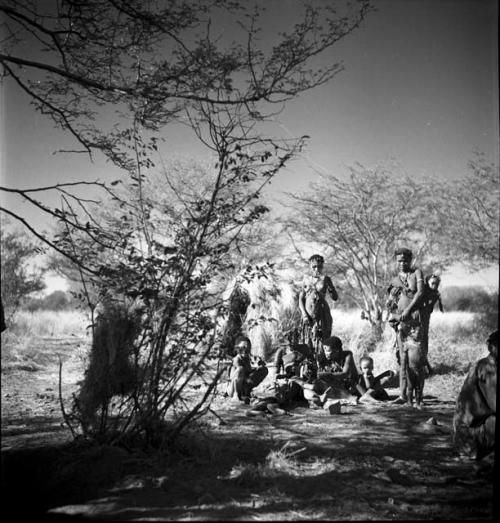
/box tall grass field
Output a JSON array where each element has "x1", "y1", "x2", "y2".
[
  {"x1": 331, "y1": 309, "x2": 490, "y2": 375},
  {"x1": 1, "y1": 310, "x2": 90, "y2": 371},
  {"x1": 1, "y1": 308, "x2": 491, "y2": 380}
]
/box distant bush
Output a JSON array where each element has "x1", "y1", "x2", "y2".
[
  {"x1": 441, "y1": 286, "x2": 498, "y2": 312},
  {"x1": 23, "y1": 291, "x2": 79, "y2": 312},
  {"x1": 4, "y1": 309, "x2": 88, "y2": 338},
  {"x1": 440, "y1": 286, "x2": 498, "y2": 332}
]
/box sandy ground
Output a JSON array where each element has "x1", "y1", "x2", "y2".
[{"x1": 1, "y1": 335, "x2": 497, "y2": 520}]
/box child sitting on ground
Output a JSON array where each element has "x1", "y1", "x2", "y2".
[
  {"x1": 355, "y1": 355, "x2": 395, "y2": 403},
  {"x1": 226, "y1": 335, "x2": 268, "y2": 403}
]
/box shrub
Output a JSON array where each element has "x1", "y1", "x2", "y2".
[
  {"x1": 24, "y1": 291, "x2": 79, "y2": 312},
  {"x1": 72, "y1": 300, "x2": 141, "y2": 435},
  {"x1": 441, "y1": 286, "x2": 498, "y2": 312},
  {"x1": 4, "y1": 309, "x2": 88, "y2": 338}
]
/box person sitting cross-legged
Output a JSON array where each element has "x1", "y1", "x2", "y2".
[
  {"x1": 298, "y1": 336, "x2": 359, "y2": 407},
  {"x1": 226, "y1": 335, "x2": 268, "y2": 403}
]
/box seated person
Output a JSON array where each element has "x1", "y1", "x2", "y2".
[
  {"x1": 246, "y1": 382, "x2": 294, "y2": 417},
  {"x1": 315, "y1": 336, "x2": 358, "y2": 392},
  {"x1": 297, "y1": 336, "x2": 359, "y2": 407},
  {"x1": 452, "y1": 330, "x2": 497, "y2": 460},
  {"x1": 226, "y1": 335, "x2": 268, "y2": 402},
  {"x1": 274, "y1": 343, "x2": 315, "y2": 380},
  {"x1": 355, "y1": 356, "x2": 395, "y2": 403}
]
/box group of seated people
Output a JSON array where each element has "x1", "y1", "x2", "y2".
[
  {"x1": 224, "y1": 329, "x2": 497, "y2": 463},
  {"x1": 225, "y1": 334, "x2": 395, "y2": 408}
]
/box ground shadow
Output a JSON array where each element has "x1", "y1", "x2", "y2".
[{"x1": 2, "y1": 396, "x2": 496, "y2": 520}]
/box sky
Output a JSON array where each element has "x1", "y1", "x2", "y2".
[{"x1": 1, "y1": 0, "x2": 498, "y2": 291}]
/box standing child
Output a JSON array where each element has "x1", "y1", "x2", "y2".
[{"x1": 420, "y1": 274, "x2": 444, "y2": 375}]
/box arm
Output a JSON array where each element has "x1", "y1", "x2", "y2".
[
  {"x1": 232, "y1": 354, "x2": 242, "y2": 370},
  {"x1": 356, "y1": 376, "x2": 368, "y2": 396},
  {"x1": 329, "y1": 352, "x2": 356, "y2": 379},
  {"x1": 400, "y1": 269, "x2": 425, "y2": 321},
  {"x1": 438, "y1": 294, "x2": 444, "y2": 313},
  {"x1": 316, "y1": 350, "x2": 326, "y2": 372},
  {"x1": 386, "y1": 281, "x2": 400, "y2": 310},
  {"x1": 298, "y1": 288, "x2": 311, "y2": 324},
  {"x1": 325, "y1": 275, "x2": 338, "y2": 301},
  {"x1": 251, "y1": 354, "x2": 266, "y2": 369}
]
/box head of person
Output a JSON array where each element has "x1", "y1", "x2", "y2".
[
  {"x1": 308, "y1": 254, "x2": 325, "y2": 277},
  {"x1": 486, "y1": 330, "x2": 498, "y2": 361},
  {"x1": 394, "y1": 247, "x2": 413, "y2": 273},
  {"x1": 322, "y1": 336, "x2": 343, "y2": 360},
  {"x1": 359, "y1": 356, "x2": 374, "y2": 376},
  {"x1": 234, "y1": 335, "x2": 251, "y2": 355},
  {"x1": 427, "y1": 274, "x2": 441, "y2": 290}
]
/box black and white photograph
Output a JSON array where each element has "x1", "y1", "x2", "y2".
[{"x1": 1, "y1": 0, "x2": 498, "y2": 520}]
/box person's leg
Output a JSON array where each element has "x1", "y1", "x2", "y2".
[
  {"x1": 372, "y1": 386, "x2": 389, "y2": 401},
  {"x1": 229, "y1": 366, "x2": 246, "y2": 399},
  {"x1": 244, "y1": 366, "x2": 268, "y2": 396},
  {"x1": 399, "y1": 335, "x2": 408, "y2": 400},
  {"x1": 321, "y1": 386, "x2": 358, "y2": 405},
  {"x1": 267, "y1": 403, "x2": 288, "y2": 415},
  {"x1": 317, "y1": 372, "x2": 345, "y2": 390},
  {"x1": 359, "y1": 390, "x2": 380, "y2": 403},
  {"x1": 322, "y1": 303, "x2": 332, "y2": 341},
  {"x1": 421, "y1": 322, "x2": 433, "y2": 375},
  {"x1": 374, "y1": 370, "x2": 395, "y2": 387},
  {"x1": 356, "y1": 381, "x2": 367, "y2": 398},
  {"x1": 392, "y1": 333, "x2": 408, "y2": 403}
]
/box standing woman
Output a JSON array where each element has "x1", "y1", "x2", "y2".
[{"x1": 299, "y1": 254, "x2": 338, "y2": 355}]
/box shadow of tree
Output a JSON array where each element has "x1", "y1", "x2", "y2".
[{"x1": 2, "y1": 400, "x2": 495, "y2": 520}]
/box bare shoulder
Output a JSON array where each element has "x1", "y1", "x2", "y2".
[{"x1": 413, "y1": 267, "x2": 424, "y2": 279}]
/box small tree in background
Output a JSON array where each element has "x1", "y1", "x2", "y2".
[
  {"x1": 0, "y1": 219, "x2": 46, "y2": 320},
  {"x1": 283, "y1": 163, "x2": 445, "y2": 331},
  {"x1": 434, "y1": 151, "x2": 499, "y2": 270}
]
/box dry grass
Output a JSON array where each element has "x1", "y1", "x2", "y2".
[
  {"x1": 426, "y1": 311, "x2": 490, "y2": 374},
  {"x1": 331, "y1": 309, "x2": 489, "y2": 376},
  {"x1": 2, "y1": 307, "x2": 490, "y2": 379},
  {"x1": 4, "y1": 309, "x2": 89, "y2": 338},
  {"x1": 2, "y1": 307, "x2": 495, "y2": 521},
  {"x1": 1, "y1": 309, "x2": 89, "y2": 371},
  {"x1": 223, "y1": 441, "x2": 322, "y2": 486}
]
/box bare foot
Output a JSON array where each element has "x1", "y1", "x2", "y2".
[{"x1": 359, "y1": 393, "x2": 379, "y2": 404}]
